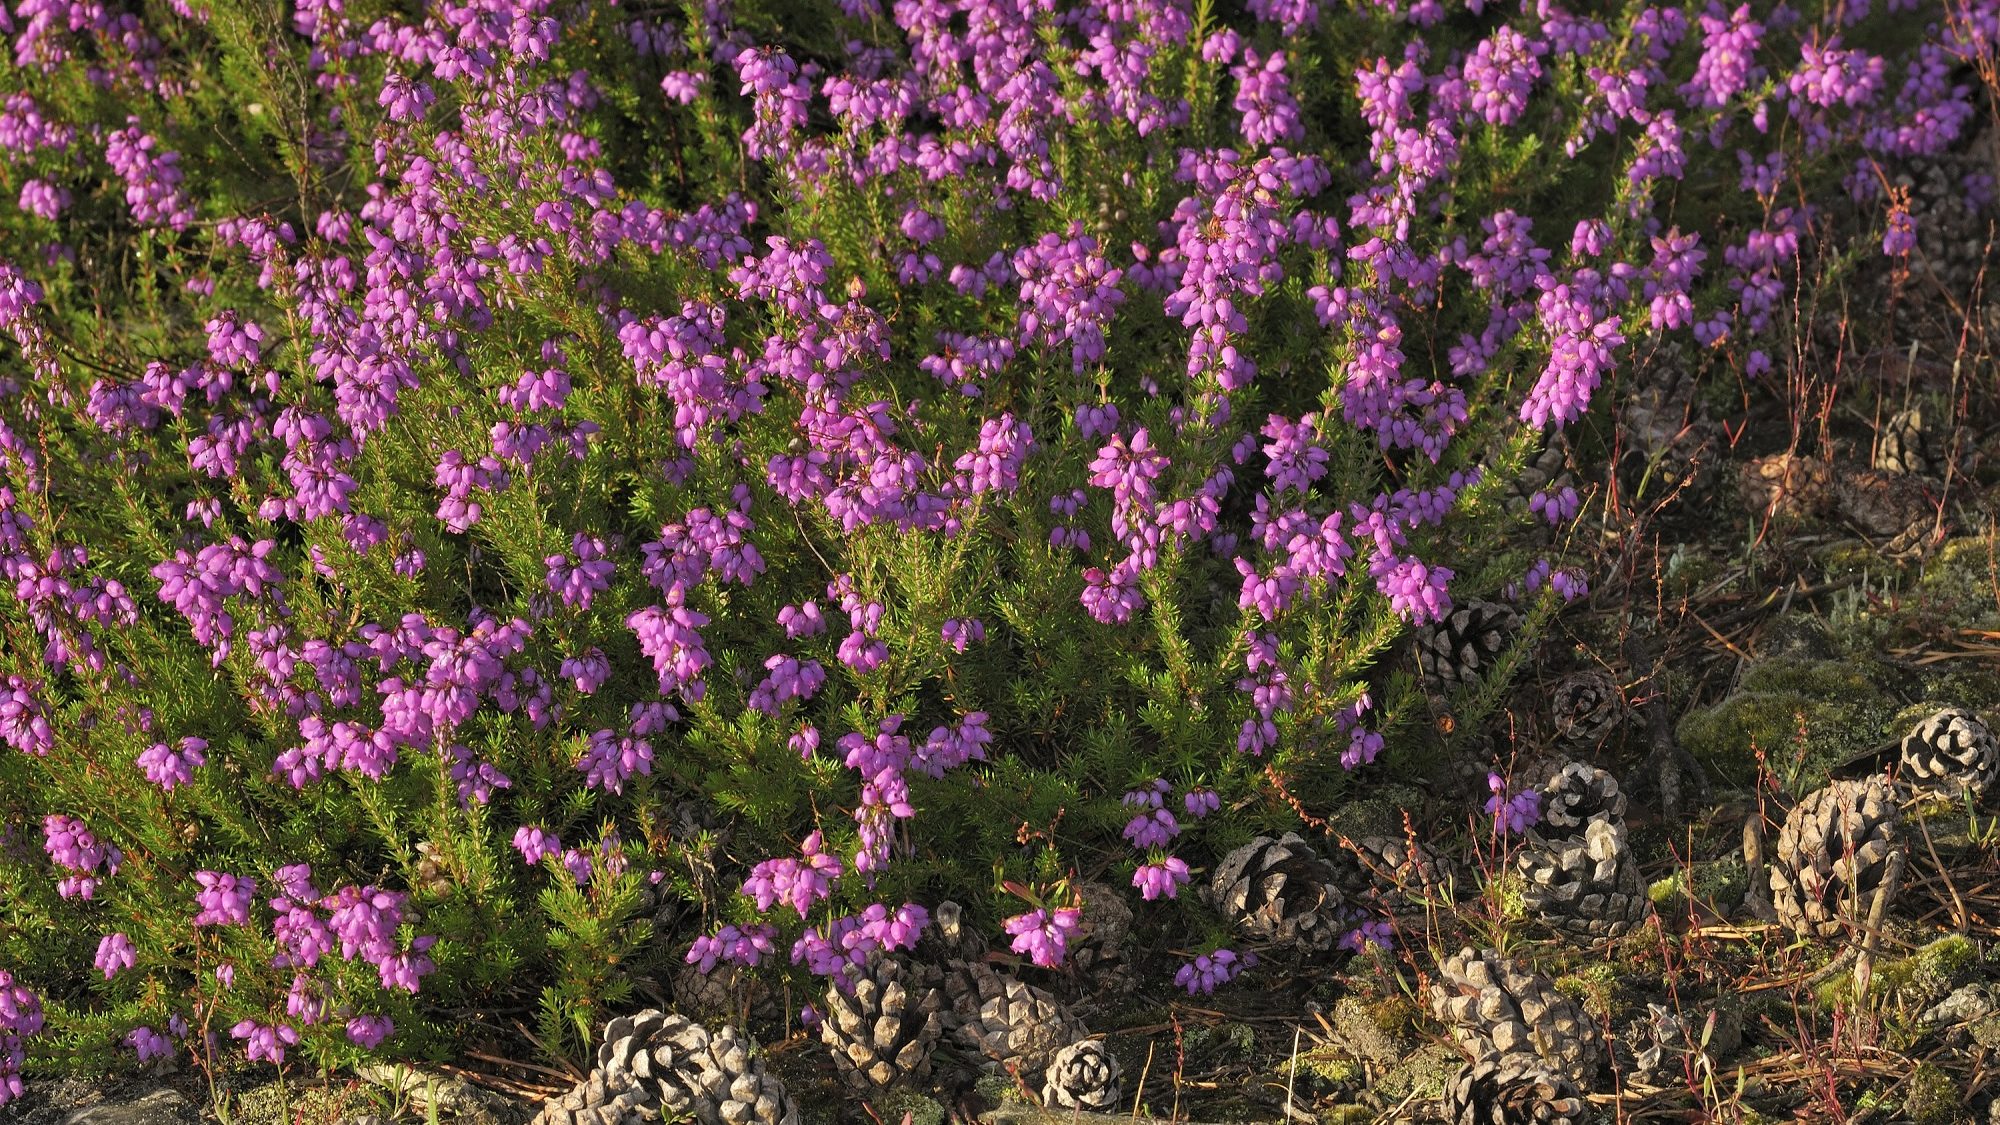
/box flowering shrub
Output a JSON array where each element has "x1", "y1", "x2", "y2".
[{"x1": 0, "y1": 0, "x2": 1989, "y2": 1091}]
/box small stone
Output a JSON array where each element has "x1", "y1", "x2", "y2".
[{"x1": 63, "y1": 1089, "x2": 197, "y2": 1125}]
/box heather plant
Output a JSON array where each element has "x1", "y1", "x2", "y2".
[{"x1": 0, "y1": 0, "x2": 1990, "y2": 1097}]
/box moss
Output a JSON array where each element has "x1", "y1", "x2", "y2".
[
  {"x1": 1297, "y1": 1046, "x2": 1365, "y2": 1086},
  {"x1": 1371, "y1": 1042, "x2": 1460, "y2": 1103},
  {"x1": 1317, "y1": 1108, "x2": 1376, "y2": 1125},
  {"x1": 1675, "y1": 656, "x2": 1898, "y2": 790},
  {"x1": 1555, "y1": 964, "x2": 1620, "y2": 1022},
  {"x1": 1914, "y1": 537, "x2": 2000, "y2": 628},
  {"x1": 1814, "y1": 936, "x2": 1980, "y2": 1010},
  {"x1": 1322, "y1": 784, "x2": 1426, "y2": 840},
  {"x1": 876, "y1": 1090, "x2": 947, "y2": 1125},
  {"x1": 1900, "y1": 1061, "x2": 1960, "y2": 1125}
]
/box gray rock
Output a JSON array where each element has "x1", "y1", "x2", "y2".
[
  {"x1": 1922, "y1": 982, "x2": 1998, "y2": 1029},
  {"x1": 62, "y1": 1088, "x2": 197, "y2": 1125}
]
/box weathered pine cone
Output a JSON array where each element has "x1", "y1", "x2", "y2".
[
  {"x1": 670, "y1": 961, "x2": 782, "y2": 1032},
  {"x1": 1536, "y1": 764, "x2": 1627, "y2": 840},
  {"x1": 1208, "y1": 833, "x2": 1345, "y2": 953},
  {"x1": 937, "y1": 959, "x2": 1086, "y2": 1082},
  {"x1": 1900, "y1": 707, "x2": 2000, "y2": 803},
  {"x1": 532, "y1": 1010, "x2": 801, "y2": 1125},
  {"x1": 1770, "y1": 778, "x2": 1904, "y2": 941},
  {"x1": 1041, "y1": 1039, "x2": 1122, "y2": 1111},
  {"x1": 1443, "y1": 1050, "x2": 1592, "y2": 1125},
  {"x1": 1875, "y1": 406, "x2": 1939, "y2": 477},
  {"x1": 1618, "y1": 359, "x2": 1717, "y2": 500},
  {"x1": 530, "y1": 1069, "x2": 654, "y2": 1125},
  {"x1": 1549, "y1": 671, "x2": 1626, "y2": 749},
  {"x1": 1068, "y1": 880, "x2": 1133, "y2": 974},
  {"x1": 1416, "y1": 600, "x2": 1522, "y2": 693},
  {"x1": 820, "y1": 952, "x2": 945, "y2": 1093},
  {"x1": 918, "y1": 900, "x2": 988, "y2": 964},
  {"x1": 1833, "y1": 468, "x2": 1940, "y2": 557},
  {"x1": 1428, "y1": 948, "x2": 1605, "y2": 1084},
  {"x1": 1739, "y1": 453, "x2": 1835, "y2": 523},
  {"x1": 1515, "y1": 818, "x2": 1652, "y2": 940},
  {"x1": 1328, "y1": 835, "x2": 1454, "y2": 909}
]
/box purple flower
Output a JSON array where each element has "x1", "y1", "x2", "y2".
[
  {"x1": 230, "y1": 1020, "x2": 299, "y2": 1065},
  {"x1": 1485, "y1": 774, "x2": 1542, "y2": 834},
  {"x1": 1003, "y1": 906, "x2": 1081, "y2": 968},
  {"x1": 1183, "y1": 788, "x2": 1220, "y2": 818},
  {"x1": 1339, "y1": 918, "x2": 1394, "y2": 952},
  {"x1": 1132, "y1": 857, "x2": 1190, "y2": 901},
  {"x1": 1883, "y1": 203, "x2": 1916, "y2": 257},
  {"x1": 742, "y1": 831, "x2": 845, "y2": 918},
  {"x1": 94, "y1": 933, "x2": 136, "y2": 979},
  {"x1": 346, "y1": 1015, "x2": 394, "y2": 1049},
  {"x1": 941, "y1": 617, "x2": 985, "y2": 653},
  {"x1": 136, "y1": 737, "x2": 206, "y2": 790},
  {"x1": 686, "y1": 923, "x2": 778, "y2": 973},
  {"x1": 1174, "y1": 948, "x2": 1254, "y2": 995},
  {"x1": 512, "y1": 825, "x2": 560, "y2": 865},
  {"x1": 1122, "y1": 808, "x2": 1180, "y2": 850},
  {"x1": 125, "y1": 1026, "x2": 173, "y2": 1063},
  {"x1": 192, "y1": 871, "x2": 256, "y2": 927}
]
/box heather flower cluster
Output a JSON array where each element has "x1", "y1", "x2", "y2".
[{"x1": 0, "y1": 0, "x2": 1986, "y2": 1089}]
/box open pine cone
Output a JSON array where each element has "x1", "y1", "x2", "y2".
[
  {"x1": 1833, "y1": 468, "x2": 1940, "y2": 557},
  {"x1": 1515, "y1": 817, "x2": 1652, "y2": 940},
  {"x1": 1875, "y1": 406, "x2": 1939, "y2": 477},
  {"x1": 532, "y1": 1010, "x2": 800, "y2": 1125},
  {"x1": 938, "y1": 959, "x2": 1087, "y2": 1082},
  {"x1": 1041, "y1": 1039, "x2": 1122, "y2": 1111},
  {"x1": 820, "y1": 952, "x2": 945, "y2": 1093},
  {"x1": 1329, "y1": 834, "x2": 1454, "y2": 909},
  {"x1": 1208, "y1": 832, "x2": 1345, "y2": 953},
  {"x1": 1068, "y1": 879, "x2": 1133, "y2": 975},
  {"x1": 1739, "y1": 453, "x2": 1835, "y2": 523},
  {"x1": 1769, "y1": 778, "x2": 1904, "y2": 940},
  {"x1": 1416, "y1": 600, "x2": 1522, "y2": 693},
  {"x1": 1443, "y1": 1050, "x2": 1592, "y2": 1125},
  {"x1": 1549, "y1": 671, "x2": 1626, "y2": 749},
  {"x1": 1618, "y1": 359, "x2": 1717, "y2": 501},
  {"x1": 1536, "y1": 763, "x2": 1627, "y2": 840},
  {"x1": 1428, "y1": 948, "x2": 1605, "y2": 1084},
  {"x1": 1899, "y1": 707, "x2": 2000, "y2": 803}
]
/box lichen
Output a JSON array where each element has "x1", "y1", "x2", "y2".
[
  {"x1": 1900, "y1": 1061, "x2": 1960, "y2": 1125},
  {"x1": 1675, "y1": 655, "x2": 1899, "y2": 790}
]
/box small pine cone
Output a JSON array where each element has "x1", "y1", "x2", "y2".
[
  {"x1": 1068, "y1": 880, "x2": 1133, "y2": 974},
  {"x1": 1549, "y1": 671, "x2": 1626, "y2": 749},
  {"x1": 670, "y1": 962, "x2": 780, "y2": 1030},
  {"x1": 919, "y1": 900, "x2": 987, "y2": 964},
  {"x1": 1770, "y1": 778, "x2": 1904, "y2": 941},
  {"x1": 1875, "y1": 407, "x2": 1939, "y2": 477},
  {"x1": 1208, "y1": 833, "x2": 1346, "y2": 953},
  {"x1": 1900, "y1": 707, "x2": 2000, "y2": 803},
  {"x1": 413, "y1": 840, "x2": 453, "y2": 898},
  {"x1": 1834, "y1": 468, "x2": 1940, "y2": 557},
  {"x1": 530, "y1": 1068, "x2": 656, "y2": 1125},
  {"x1": 584, "y1": 1010, "x2": 802, "y2": 1125},
  {"x1": 1428, "y1": 948, "x2": 1605, "y2": 1084},
  {"x1": 819, "y1": 952, "x2": 945, "y2": 1093},
  {"x1": 1738, "y1": 453, "x2": 1835, "y2": 523},
  {"x1": 1515, "y1": 818, "x2": 1652, "y2": 940},
  {"x1": 1536, "y1": 764, "x2": 1627, "y2": 841},
  {"x1": 1416, "y1": 600, "x2": 1522, "y2": 693},
  {"x1": 1329, "y1": 835, "x2": 1454, "y2": 909},
  {"x1": 1443, "y1": 1050, "x2": 1592, "y2": 1125},
  {"x1": 938, "y1": 960, "x2": 1086, "y2": 1080},
  {"x1": 1618, "y1": 1002, "x2": 1697, "y2": 1089},
  {"x1": 1619, "y1": 361, "x2": 1717, "y2": 500},
  {"x1": 1041, "y1": 1039, "x2": 1122, "y2": 1111}
]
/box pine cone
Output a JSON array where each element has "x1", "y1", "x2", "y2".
[
  {"x1": 1208, "y1": 833, "x2": 1346, "y2": 953},
  {"x1": 1549, "y1": 672, "x2": 1626, "y2": 749},
  {"x1": 1536, "y1": 764, "x2": 1627, "y2": 841},
  {"x1": 1901, "y1": 154, "x2": 1996, "y2": 297},
  {"x1": 1329, "y1": 835, "x2": 1454, "y2": 909},
  {"x1": 1770, "y1": 778, "x2": 1904, "y2": 940},
  {"x1": 1900, "y1": 707, "x2": 2000, "y2": 803},
  {"x1": 1515, "y1": 818, "x2": 1652, "y2": 940},
  {"x1": 670, "y1": 962, "x2": 780, "y2": 1031},
  {"x1": 1416, "y1": 600, "x2": 1522, "y2": 693},
  {"x1": 1618, "y1": 1002, "x2": 1700, "y2": 1089},
  {"x1": 1739, "y1": 453, "x2": 1835, "y2": 523},
  {"x1": 1068, "y1": 880, "x2": 1133, "y2": 974},
  {"x1": 1875, "y1": 407, "x2": 1940, "y2": 477},
  {"x1": 1834, "y1": 468, "x2": 1940, "y2": 557},
  {"x1": 938, "y1": 960, "x2": 1086, "y2": 1081},
  {"x1": 1428, "y1": 948, "x2": 1605, "y2": 1084},
  {"x1": 533, "y1": 1011, "x2": 801, "y2": 1125},
  {"x1": 1619, "y1": 360, "x2": 1717, "y2": 501},
  {"x1": 819, "y1": 952, "x2": 945, "y2": 1093},
  {"x1": 531, "y1": 1068, "x2": 656, "y2": 1125},
  {"x1": 1041, "y1": 1039, "x2": 1121, "y2": 1111},
  {"x1": 1442, "y1": 1051, "x2": 1592, "y2": 1125}
]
